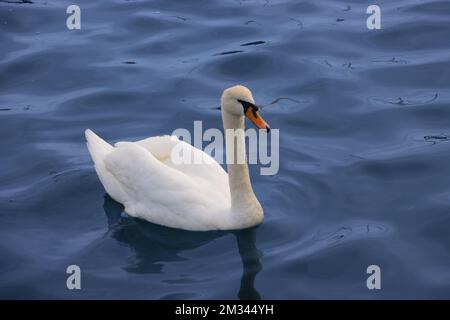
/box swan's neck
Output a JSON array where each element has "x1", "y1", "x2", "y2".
[{"x1": 222, "y1": 111, "x2": 263, "y2": 227}]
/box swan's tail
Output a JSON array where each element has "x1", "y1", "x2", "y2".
[
  {"x1": 85, "y1": 129, "x2": 113, "y2": 169},
  {"x1": 85, "y1": 129, "x2": 123, "y2": 202}
]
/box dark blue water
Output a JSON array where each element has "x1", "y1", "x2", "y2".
[{"x1": 1, "y1": 0, "x2": 450, "y2": 299}]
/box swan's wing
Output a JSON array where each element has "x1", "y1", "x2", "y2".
[
  {"x1": 130, "y1": 135, "x2": 229, "y2": 188},
  {"x1": 103, "y1": 142, "x2": 230, "y2": 230}
]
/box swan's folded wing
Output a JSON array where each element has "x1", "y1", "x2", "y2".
[
  {"x1": 105, "y1": 141, "x2": 195, "y2": 201},
  {"x1": 133, "y1": 135, "x2": 229, "y2": 192}
]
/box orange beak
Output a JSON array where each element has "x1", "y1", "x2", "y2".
[{"x1": 245, "y1": 107, "x2": 270, "y2": 132}]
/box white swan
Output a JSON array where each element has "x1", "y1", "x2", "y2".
[{"x1": 85, "y1": 85, "x2": 270, "y2": 231}]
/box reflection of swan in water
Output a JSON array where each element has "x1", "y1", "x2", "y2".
[
  {"x1": 235, "y1": 229, "x2": 262, "y2": 300},
  {"x1": 102, "y1": 195, "x2": 262, "y2": 299}
]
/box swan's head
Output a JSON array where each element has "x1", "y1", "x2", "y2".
[{"x1": 221, "y1": 85, "x2": 270, "y2": 132}]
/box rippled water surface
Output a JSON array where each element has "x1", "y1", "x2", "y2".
[{"x1": 1, "y1": 0, "x2": 450, "y2": 299}]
